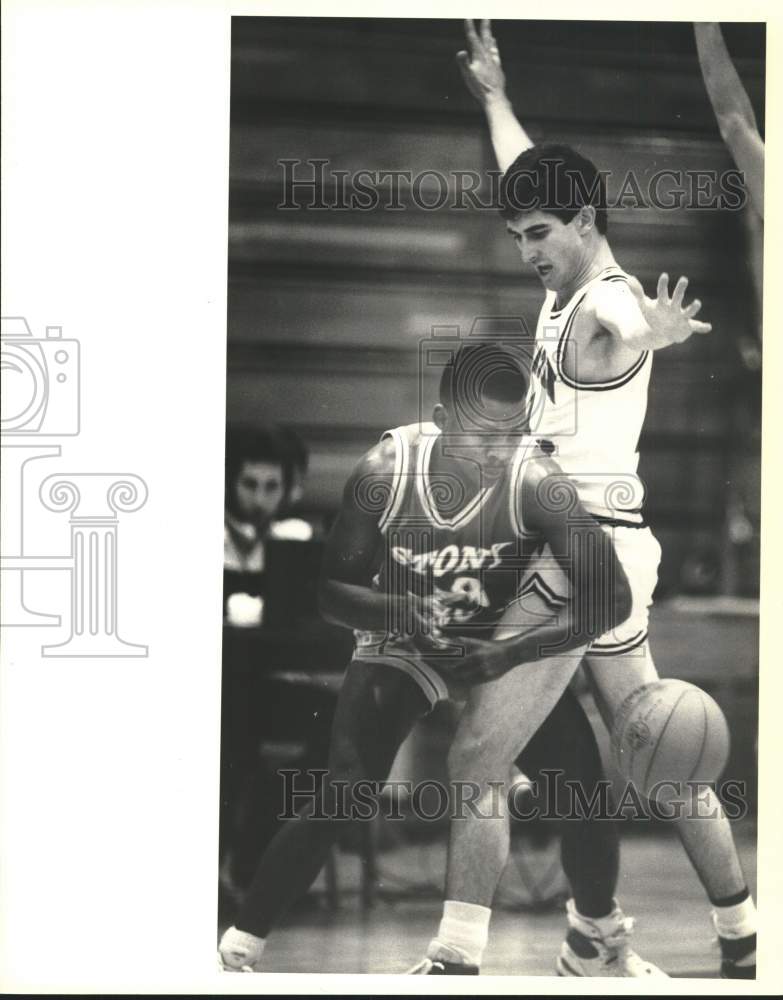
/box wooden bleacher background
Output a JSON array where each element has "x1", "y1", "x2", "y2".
[{"x1": 227, "y1": 17, "x2": 764, "y2": 596}]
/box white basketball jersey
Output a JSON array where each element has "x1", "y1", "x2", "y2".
[{"x1": 527, "y1": 265, "x2": 652, "y2": 523}]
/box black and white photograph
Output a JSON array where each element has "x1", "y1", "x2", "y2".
[
  {"x1": 1, "y1": 3, "x2": 780, "y2": 994},
  {"x1": 218, "y1": 16, "x2": 764, "y2": 979}
]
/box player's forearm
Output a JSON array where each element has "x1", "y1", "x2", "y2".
[
  {"x1": 619, "y1": 321, "x2": 668, "y2": 353},
  {"x1": 493, "y1": 609, "x2": 606, "y2": 669},
  {"x1": 318, "y1": 578, "x2": 410, "y2": 633},
  {"x1": 694, "y1": 23, "x2": 758, "y2": 136},
  {"x1": 482, "y1": 94, "x2": 534, "y2": 174},
  {"x1": 497, "y1": 616, "x2": 588, "y2": 669}
]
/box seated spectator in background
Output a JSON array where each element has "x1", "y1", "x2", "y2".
[
  {"x1": 221, "y1": 424, "x2": 333, "y2": 906},
  {"x1": 225, "y1": 426, "x2": 287, "y2": 575},
  {"x1": 224, "y1": 425, "x2": 316, "y2": 625}
]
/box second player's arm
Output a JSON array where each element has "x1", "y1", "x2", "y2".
[
  {"x1": 429, "y1": 461, "x2": 632, "y2": 683},
  {"x1": 490, "y1": 460, "x2": 632, "y2": 667},
  {"x1": 694, "y1": 22, "x2": 764, "y2": 217}
]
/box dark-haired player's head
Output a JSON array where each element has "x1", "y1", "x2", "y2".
[
  {"x1": 434, "y1": 343, "x2": 529, "y2": 478},
  {"x1": 499, "y1": 144, "x2": 608, "y2": 293},
  {"x1": 225, "y1": 426, "x2": 287, "y2": 532}
]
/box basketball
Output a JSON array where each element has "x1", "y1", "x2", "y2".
[{"x1": 611, "y1": 679, "x2": 730, "y2": 800}]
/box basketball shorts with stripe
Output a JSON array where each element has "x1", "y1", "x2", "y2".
[
  {"x1": 351, "y1": 651, "x2": 454, "y2": 710},
  {"x1": 506, "y1": 525, "x2": 661, "y2": 659},
  {"x1": 589, "y1": 525, "x2": 661, "y2": 656}
]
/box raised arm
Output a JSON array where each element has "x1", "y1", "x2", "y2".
[
  {"x1": 457, "y1": 19, "x2": 533, "y2": 173},
  {"x1": 591, "y1": 272, "x2": 712, "y2": 353},
  {"x1": 694, "y1": 22, "x2": 764, "y2": 217}
]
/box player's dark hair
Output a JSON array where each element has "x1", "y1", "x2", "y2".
[
  {"x1": 438, "y1": 343, "x2": 528, "y2": 418},
  {"x1": 499, "y1": 143, "x2": 608, "y2": 234}
]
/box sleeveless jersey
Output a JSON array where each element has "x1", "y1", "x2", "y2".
[
  {"x1": 527, "y1": 264, "x2": 652, "y2": 524},
  {"x1": 353, "y1": 423, "x2": 556, "y2": 661}
]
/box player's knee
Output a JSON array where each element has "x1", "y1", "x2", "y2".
[{"x1": 447, "y1": 727, "x2": 514, "y2": 784}]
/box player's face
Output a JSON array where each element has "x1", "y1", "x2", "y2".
[
  {"x1": 442, "y1": 397, "x2": 527, "y2": 481},
  {"x1": 505, "y1": 210, "x2": 585, "y2": 292},
  {"x1": 233, "y1": 460, "x2": 286, "y2": 529}
]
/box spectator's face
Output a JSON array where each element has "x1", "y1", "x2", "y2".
[{"x1": 233, "y1": 460, "x2": 285, "y2": 530}]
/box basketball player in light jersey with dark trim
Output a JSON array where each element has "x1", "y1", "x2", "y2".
[
  {"x1": 412, "y1": 19, "x2": 754, "y2": 979},
  {"x1": 219, "y1": 343, "x2": 661, "y2": 975}
]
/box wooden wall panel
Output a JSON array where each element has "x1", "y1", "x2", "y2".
[
  {"x1": 230, "y1": 19, "x2": 764, "y2": 132},
  {"x1": 226, "y1": 15, "x2": 764, "y2": 594}
]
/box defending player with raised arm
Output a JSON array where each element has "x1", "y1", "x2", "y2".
[
  {"x1": 694, "y1": 22, "x2": 764, "y2": 219},
  {"x1": 446, "y1": 21, "x2": 757, "y2": 980},
  {"x1": 460, "y1": 20, "x2": 711, "y2": 356}
]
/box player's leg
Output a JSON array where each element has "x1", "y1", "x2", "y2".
[
  {"x1": 520, "y1": 685, "x2": 664, "y2": 977},
  {"x1": 219, "y1": 658, "x2": 430, "y2": 971},
  {"x1": 409, "y1": 651, "x2": 582, "y2": 975},
  {"x1": 584, "y1": 644, "x2": 756, "y2": 978},
  {"x1": 520, "y1": 686, "x2": 619, "y2": 918}
]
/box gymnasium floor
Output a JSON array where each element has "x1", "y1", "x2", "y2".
[{"x1": 231, "y1": 821, "x2": 757, "y2": 978}]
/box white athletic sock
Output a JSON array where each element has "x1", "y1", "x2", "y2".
[
  {"x1": 712, "y1": 896, "x2": 757, "y2": 940},
  {"x1": 219, "y1": 925, "x2": 266, "y2": 969},
  {"x1": 428, "y1": 900, "x2": 492, "y2": 968}
]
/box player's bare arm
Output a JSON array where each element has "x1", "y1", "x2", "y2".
[
  {"x1": 694, "y1": 22, "x2": 764, "y2": 218},
  {"x1": 458, "y1": 19, "x2": 533, "y2": 173},
  {"x1": 319, "y1": 440, "x2": 418, "y2": 632},
  {"x1": 590, "y1": 272, "x2": 712, "y2": 353}
]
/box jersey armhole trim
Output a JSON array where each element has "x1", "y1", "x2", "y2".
[
  {"x1": 377, "y1": 428, "x2": 408, "y2": 533},
  {"x1": 509, "y1": 441, "x2": 542, "y2": 539},
  {"x1": 557, "y1": 274, "x2": 650, "y2": 391}
]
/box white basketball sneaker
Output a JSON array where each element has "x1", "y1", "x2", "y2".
[
  {"x1": 556, "y1": 899, "x2": 668, "y2": 977},
  {"x1": 218, "y1": 925, "x2": 265, "y2": 972}
]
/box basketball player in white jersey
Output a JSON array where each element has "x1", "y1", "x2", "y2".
[
  {"x1": 414, "y1": 20, "x2": 755, "y2": 979},
  {"x1": 219, "y1": 343, "x2": 662, "y2": 975}
]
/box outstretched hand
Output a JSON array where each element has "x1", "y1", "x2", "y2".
[
  {"x1": 628, "y1": 273, "x2": 712, "y2": 349},
  {"x1": 457, "y1": 19, "x2": 506, "y2": 106}
]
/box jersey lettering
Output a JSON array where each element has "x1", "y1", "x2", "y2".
[{"x1": 390, "y1": 542, "x2": 512, "y2": 577}]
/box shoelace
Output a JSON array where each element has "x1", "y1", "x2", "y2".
[
  {"x1": 408, "y1": 957, "x2": 438, "y2": 974},
  {"x1": 598, "y1": 918, "x2": 658, "y2": 975}
]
